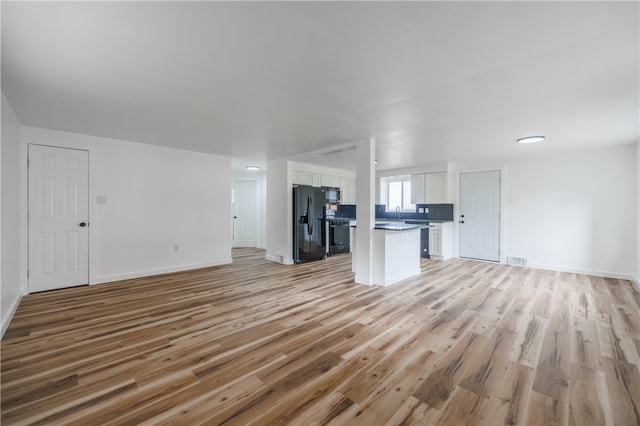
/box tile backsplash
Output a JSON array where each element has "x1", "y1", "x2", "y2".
[{"x1": 338, "y1": 204, "x2": 454, "y2": 221}]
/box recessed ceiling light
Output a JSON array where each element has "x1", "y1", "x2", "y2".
[
  {"x1": 517, "y1": 136, "x2": 545, "y2": 144},
  {"x1": 246, "y1": 166, "x2": 260, "y2": 171}
]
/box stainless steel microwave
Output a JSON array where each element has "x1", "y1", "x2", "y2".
[{"x1": 323, "y1": 186, "x2": 342, "y2": 204}]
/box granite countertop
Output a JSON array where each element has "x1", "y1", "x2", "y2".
[
  {"x1": 373, "y1": 223, "x2": 424, "y2": 231},
  {"x1": 403, "y1": 219, "x2": 453, "y2": 224}
]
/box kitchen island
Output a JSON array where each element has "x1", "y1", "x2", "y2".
[{"x1": 352, "y1": 223, "x2": 423, "y2": 286}]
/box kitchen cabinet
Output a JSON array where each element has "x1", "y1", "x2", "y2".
[
  {"x1": 339, "y1": 177, "x2": 357, "y2": 204},
  {"x1": 428, "y1": 226, "x2": 442, "y2": 257},
  {"x1": 410, "y1": 174, "x2": 425, "y2": 204},
  {"x1": 425, "y1": 173, "x2": 446, "y2": 203},
  {"x1": 428, "y1": 222, "x2": 453, "y2": 260},
  {"x1": 348, "y1": 178, "x2": 356, "y2": 204},
  {"x1": 411, "y1": 172, "x2": 447, "y2": 204},
  {"x1": 292, "y1": 170, "x2": 355, "y2": 198},
  {"x1": 298, "y1": 171, "x2": 313, "y2": 186}
]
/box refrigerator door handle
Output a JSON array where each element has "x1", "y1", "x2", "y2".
[{"x1": 307, "y1": 195, "x2": 313, "y2": 234}]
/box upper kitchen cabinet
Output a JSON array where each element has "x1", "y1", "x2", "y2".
[
  {"x1": 298, "y1": 171, "x2": 313, "y2": 186},
  {"x1": 340, "y1": 177, "x2": 356, "y2": 204},
  {"x1": 290, "y1": 166, "x2": 356, "y2": 203},
  {"x1": 411, "y1": 172, "x2": 447, "y2": 204}
]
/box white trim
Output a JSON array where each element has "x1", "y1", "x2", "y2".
[
  {"x1": 373, "y1": 268, "x2": 421, "y2": 286},
  {"x1": 93, "y1": 259, "x2": 232, "y2": 284},
  {"x1": 524, "y1": 262, "x2": 637, "y2": 282},
  {"x1": 354, "y1": 274, "x2": 373, "y2": 285},
  {"x1": 632, "y1": 276, "x2": 640, "y2": 292},
  {"x1": 1, "y1": 293, "x2": 23, "y2": 338}
]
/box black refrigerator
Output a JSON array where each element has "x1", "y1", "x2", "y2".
[{"x1": 293, "y1": 185, "x2": 326, "y2": 263}]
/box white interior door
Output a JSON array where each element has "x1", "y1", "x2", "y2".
[
  {"x1": 459, "y1": 170, "x2": 501, "y2": 261},
  {"x1": 28, "y1": 144, "x2": 89, "y2": 292},
  {"x1": 233, "y1": 180, "x2": 257, "y2": 247}
]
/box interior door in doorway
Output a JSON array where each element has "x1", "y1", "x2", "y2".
[
  {"x1": 233, "y1": 180, "x2": 257, "y2": 247},
  {"x1": 459, "y1": 170, "x2": 501, "y2": 262},
  {"x1": 28, "y1": 144, "x2": 89, "y2": 292}
]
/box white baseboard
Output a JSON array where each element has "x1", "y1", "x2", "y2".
[
  {"x1": 1, "y1": 292, "x2": 23, "y2": 338},
  {"x1": 256, "y1": 244, "x2": 267, "y2": 250},
  {"x1": 373, "y1": 268, "x2": 421, "y2": 287},
  {"x1": 526, "y1": 262, "x2": 636, "y2": 282},
  {"x1": 93, "y1": 258, "x2": 233, "y2": 284},
  {"x1": 354, "y1": 274, "x2": 373, "y2": 286},
  {"x1": 632, "y1": 275, "x2": 640, "y2": 292}
]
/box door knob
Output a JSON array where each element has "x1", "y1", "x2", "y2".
[{"x1": 79, "y1": 222, "x2": 87, "y2": 227}]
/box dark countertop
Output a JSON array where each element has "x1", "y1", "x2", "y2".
[
  {"x1": 373, "y1": 223, "x2": 424, "y2": 231},
  {"x1": 403, "y1": 219, "x2": 453, "y2": 224}
]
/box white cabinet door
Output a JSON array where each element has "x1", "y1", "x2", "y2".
[
  {"x1": 411, "y1": 174, "x2": 425, "y2": 204},
  {"x1": 312, "y1": 173, "x2": 321, "y2": 187},
  {"x1": 321, "y1": 174, "x2": 332, "y2": 187},
  {"x1": 340, "y1": 176, "x2": 350, "y2": 193},
  {"x1": 331, "y1": 175, "x2": 342, "y2": 187},
  {"x1": 291, "y1": 171, "x2": 299, "y2": 185},
  {"x1": 348, "y1": 178, "x2": 356, "y2": 204},
  {"x1": 340, "y1": 177, "x2": 356, "y2": 203},
  {"x1": 429, "y1": 229, "x2": 442, "y2": 257},
  {"x1": 425, "y1": 172, "x2": 446, "y2": 203},
  {"x1": 298, "y1": 171, "x2": 313, "y2": 186}
]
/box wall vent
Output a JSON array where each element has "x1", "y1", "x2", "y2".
[{"x1": 507, "y1": 256, "x2": 527, "y2": 267}]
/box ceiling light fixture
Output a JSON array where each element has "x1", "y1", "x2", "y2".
[
  {"x1": 517, "y1": 135, "x2": 545, "y2": 144},
  {"x1": 246, "y1": 166, "x2": 260, "y2": 171}
]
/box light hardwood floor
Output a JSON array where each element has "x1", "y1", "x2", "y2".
[{"x1": 2, "y1": 248, "x2": 640, "y2": 425}]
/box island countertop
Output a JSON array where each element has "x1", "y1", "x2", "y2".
[{"x1": 373, "y1": 223, "x2": 424, "y2": 231}]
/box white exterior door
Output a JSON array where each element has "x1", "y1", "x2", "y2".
[
  {"x1": 28, "y1": 144, "x2": 89, "y2": 292},
  {"x1": 459, "y1": 170, "x2": 500, "y2": 262},
  {"x1": 233, "y1": 180, "x2": 257, "y2": 247}
]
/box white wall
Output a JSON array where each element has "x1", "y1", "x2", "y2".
[
  {"x1": 266, "y1": 158, "x2": 289, "y2": 263},
  {"x1": 22, "y1": 126, "x2": 232, "y2": 285},
  {"x1": 505, "y1": 144, "x2": 636, "y2": 279},
  {"x1": 636, "y1": 141, "x2": 640, "y2": 287},
  {"x1": 1, "y1": 94, "x2": 25, "y2": 336}
]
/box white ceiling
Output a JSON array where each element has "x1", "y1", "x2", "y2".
[{"x1": 2, "y1": 1, "x2": 638, "y2": 172}]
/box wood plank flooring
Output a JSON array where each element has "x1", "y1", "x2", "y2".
[{"x1": 2, "y1": 248, "x2": 640, "y2": 425}]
